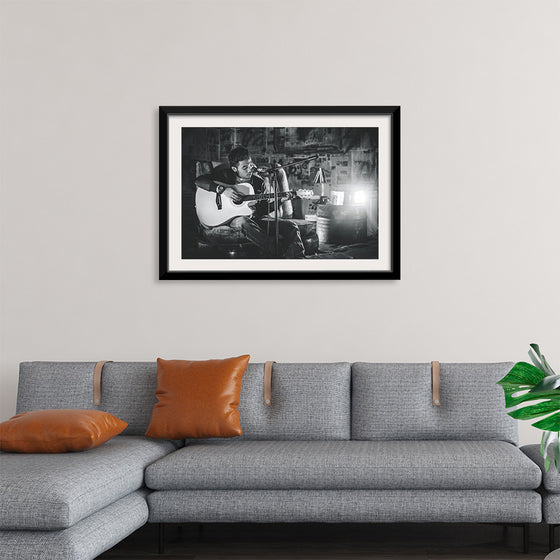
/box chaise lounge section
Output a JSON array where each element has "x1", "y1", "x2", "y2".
[{"x1": 0, "y1": 362, "x2": 179, "y2": 560}]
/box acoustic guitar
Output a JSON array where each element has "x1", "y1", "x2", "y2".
[{"x1": 196, "y1": 182, "x2": 313, "y2": 227}]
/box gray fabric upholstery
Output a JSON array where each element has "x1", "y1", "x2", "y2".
[
  {"x1": 148, "y1": 489, "x2": 541, "y2": 523},
  {"x1": 16, "y1": 362, "x2": 95, "y2": 413},
  {"x1": 0, "y1": 490, "x2": 148, "y2": 560},
  {"x1": 510, "y1": 445, "x2": 560, "y2": 522},
  {"x1": 543, "y1": 493, "x2": 560, "y2": 523},
  {"x1": 103, "y1": 361, "x2": 352, "y2": 440},
  {"x1": 16, "y1": 361, "x2": 352, "y2": 438},
  {"x1": 237, "y1": 362, "x2": 351, "y2": 440},
  {"x1": 16, "y1": 361, "x2": 158, "y2": 436},
  {"x1": 351, "y1": 362, "x2": 518, "y2": 444},
  {"x1": 0, "y1": 436, "x2": 177, "y2": 530},
  {"x1": 146, "y1": 440, "x2": 541, "y2": 491},
  {"x1": 522, "y1": 444, "x2": 560, "y2": 493},
  {"x1": 98, "y1": 362, "x2": 157, "y2": 435}
]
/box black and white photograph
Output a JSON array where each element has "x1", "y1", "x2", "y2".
[{"x1": 160, "y1": 106, "x2": 400, "y2": 279}]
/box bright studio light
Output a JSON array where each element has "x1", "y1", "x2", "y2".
[{"x1": 353, "y1": 190, "x2": 367, "y2": 205}]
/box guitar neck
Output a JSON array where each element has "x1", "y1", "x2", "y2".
[
  {"x1": 243, "y1": 191, "x2": 294, "y2": 201},
  {"x1": 211, "y1": 181, "x2": 297, "y2": 202}
]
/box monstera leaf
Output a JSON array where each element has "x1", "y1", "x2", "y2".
[{"x1": 497, "y1": 344, "x2": 560, "y2": 472}]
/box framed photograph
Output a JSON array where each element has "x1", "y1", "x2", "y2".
[{"x1": 159, "y1": 106, "x2": 400, "y2": 279}]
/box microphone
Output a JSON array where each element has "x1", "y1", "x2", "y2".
[{"x1": 252, "y1": 166, "x2": 270, "y2": 173}]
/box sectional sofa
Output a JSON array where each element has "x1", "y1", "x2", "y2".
[{"x1": 0, "y1": 361, "x2": 548, "y2": 559}]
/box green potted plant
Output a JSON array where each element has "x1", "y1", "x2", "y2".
[{"x1": 498, "y1": 344, "x2": 560, "y2": 472}]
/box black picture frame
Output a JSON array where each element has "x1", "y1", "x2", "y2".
[{"x1": 159, "y1": 106, "x2": 400, "y2": 280}]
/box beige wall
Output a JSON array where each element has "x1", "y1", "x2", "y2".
[{"x1": 1, "y1": 0, "x2": 559, "y2": 445}]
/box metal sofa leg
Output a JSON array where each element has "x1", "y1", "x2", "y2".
[
  {"x1": 550, "y1": 524, "x2": 558, "y2": 553},
  {"x1": 158, "y1": 523, "x2": 165, "y2": 555},
  {"x1": 523, "y1": 523, "x2": 529, "y2": 554}
]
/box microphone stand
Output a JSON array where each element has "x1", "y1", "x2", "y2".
[
  {"x1": 268, "y1": 167, "x2": 280, "y2": 258},
  {"x1": 261, "y1": 154, "x2": 319, "y2": 258}
]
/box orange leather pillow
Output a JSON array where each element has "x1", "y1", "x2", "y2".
[
  {"x1": 145, "y1": 355, "x2": 250, "y2": 439},
  {"x1": 0, "y1": 409, "x2": 128, "y2": 453}
]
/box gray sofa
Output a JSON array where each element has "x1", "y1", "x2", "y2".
[{"x1": 0, "y1": 361, "x2": 544, "y2": 559}]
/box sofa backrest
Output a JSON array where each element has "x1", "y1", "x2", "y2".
[
  {"x1": 17, "y1": 362, "x2": 95, "y2": 412},
  {"x1": 237, "y1": 362, "x2": 351, "y2": 440},
  {"x1": 351, "y1": 362, "x2": 517, "y2": 445},
  {"x1": 16, "y1": 361, "x2": 352, "y2": 440},
  {"x1": 17, "y1": 362, "x2": 158, "y2": 436},
  {"x1": 16, "y1": 361, "x2": 515, "y2": 443}
]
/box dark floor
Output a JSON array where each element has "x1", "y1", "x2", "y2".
[
  {"x1": 311, "y1": 238, "x2": 378, "y2": 259},
  {"x1": 99, "y1": 522, "x2": 553, "y2": 559},
  {"x1": 196, "y1": 239, "x2": 379, "y2": 260}
]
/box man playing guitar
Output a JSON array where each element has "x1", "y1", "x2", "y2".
[{"x1": 195, "y1": 146, "x2": 305, "y2": 258}]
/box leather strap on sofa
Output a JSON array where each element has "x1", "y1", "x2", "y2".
[
  {"x1": 264, "y1": 361, "x2": 276, "y2": 406},
  {"x1": 93, "y1": 361, "x2": 113, "y2": 406},
  {"x1": 432, "y1": 361, "x2": 440, "y2": 406}
]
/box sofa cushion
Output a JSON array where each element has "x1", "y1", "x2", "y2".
[
  {"x1": 145, "y1": 440, "x2": 540, "y2": 491},
  {"x1": 17, "y1": 362, "x2": 160, "y2": 436},
  {"x1": 0, "y1": 436, "x2": 177, "y2": 530},
  {"x1": 0, "y1": 490, "x2": 149, "y2": 560},
  {"x1": 522, "y1": 444, "x2": 560, "y2": 493},
  {"x1": 543, "y1": 493, "x2": 560, "y2": 524},
  {"x1": 352, "y1": 363, "x2": 518, "y2": 444},
  {"x1": 97, "y1": 362, "x2": 158, "y2": 435},
  {"x1": 235, "y1": 362, "x2": 351, "y2": 440},
  {"x1": 17, "y1": 362, "x2": 96, "y2": 413}
]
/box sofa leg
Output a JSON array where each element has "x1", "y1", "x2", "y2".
[
  {"x1": 523, "y1": 523, "x2": 529, "y2": 554},
  {"x1": 158, "y1": 523, "x2": 165, "y2": 555},
  {"x1": 550, "y1": 524, "x2": 558, "y2": 553}
]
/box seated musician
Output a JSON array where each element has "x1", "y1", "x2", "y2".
[{"x1": 195, "y1": 146, "x2": 305, "y2": 258}]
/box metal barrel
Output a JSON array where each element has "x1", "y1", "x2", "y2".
[{"x1": 316, "y1": 204, "x2": 367, "y2": 244}]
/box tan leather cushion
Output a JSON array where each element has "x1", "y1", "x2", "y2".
[
  {"x1": 0, "y1": 409, "x2": 127, "y2": 453},
  {"x1": 145, "y1": 355, "x2": 250, "y2": 439}
]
